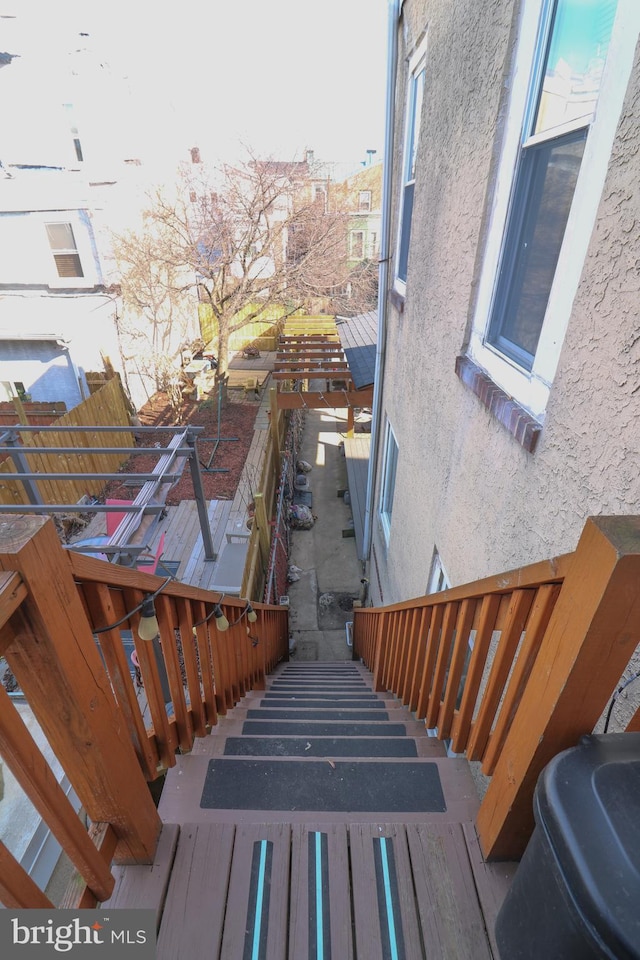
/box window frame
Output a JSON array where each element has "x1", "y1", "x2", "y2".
[
  {"x1": 394, "y1": 34, "x2": 428, "y2": 295},
  {"x1": 468, "y1": 0, "x2": 636, "y2": 420},
  {"x1": 379, "y1": 420, "x2": 399, "y2": 544},
  {"x1": 358, "y1": 190, "x2": 372, "y2": 212},
  {"x1": 45, "y1": 221, "x2": 84, "y2": 279}
]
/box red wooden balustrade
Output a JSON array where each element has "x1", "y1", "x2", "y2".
[
  {"x1": 353, "y1": 516, "x2": 640, "y2": 860},
  {"x1": 0, "y1": 516, "x2": 289, "y2": 909}
]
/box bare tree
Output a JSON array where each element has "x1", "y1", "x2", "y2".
[
  {"x1": 112, "y1": 151, "x2": 374, "y2": 382},
  {"x1": 111, "y1": 217, "x2": 199, "y2": 414}
]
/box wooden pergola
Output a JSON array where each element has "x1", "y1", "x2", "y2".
[{"x1": 273, "y1": 334, "x2": 374, "y2": 434}]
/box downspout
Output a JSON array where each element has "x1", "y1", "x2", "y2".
[{"x1": 362, "y1": 0, "x2": 400, "y2": 564}]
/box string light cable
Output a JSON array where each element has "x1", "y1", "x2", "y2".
[
  {"x1": 192, "y1": 594, "x2": 227, "y2": 629},
  {"x1": 193, "y1": 597, "x2": 258, "y2": 632},
  {"x1": 603, "y1": 669, "x2": 640, "y2": 733},
  {"x1": 93, "y1": 576, "x2": 174, "y2": 635}
]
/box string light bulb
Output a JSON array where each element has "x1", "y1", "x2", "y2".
[
  {"x1": 214, "y1": 603, "x2": 229, "y2": 632},
  {"x1": 246, "y1": 602, "x2": 258, "y2": 623},
  {"x1": 138, "y1": 596, "x2": 160, "y2": 641}
]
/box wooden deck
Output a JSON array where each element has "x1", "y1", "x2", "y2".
[
  {"x1": 104, "y1": 662, "x2": 516, "y2": 958},
  {"x1": 71, "y1": 368, "x2": 272, "y2": 594}
]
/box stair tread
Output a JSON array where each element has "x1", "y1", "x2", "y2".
[
  {"x1": 192, "y1": 733, "x2": 446, "y2": 758},
  {"x1": 159, "y1": 753, "x2": 480, "y2": 825},
  {"x1": 242, "y1": 720, "x2": 418, "y2": 737}
]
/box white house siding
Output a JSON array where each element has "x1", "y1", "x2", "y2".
[
  {"x1": 0, "y1": 294, "x2": 121, "y2": 410},
  {"x1": 0, "y1": 338, "x2": 85, "y2": 409},
  {"x1": 370, "y1": 0, "x2": 640, "y2": 605}
]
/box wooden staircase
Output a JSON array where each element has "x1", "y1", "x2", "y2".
[{"x1": 105, "y1": 661, "x2": 515, "y2": 959}]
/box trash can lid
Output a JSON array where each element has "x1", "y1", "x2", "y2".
[{"x1": 535, "y1": 732, "x2": 640, "y2": 960}]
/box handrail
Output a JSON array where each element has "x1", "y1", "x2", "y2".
[
  {"x1": 0, "y1": 515, "x2": 289, "y2": 908},
  {"x1": 353, "y1": 516, "x2": 640, "y2": 859}
]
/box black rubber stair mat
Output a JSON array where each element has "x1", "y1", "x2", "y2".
[
  {"x1": 246, "y1": 708, "x2": 390, "y2": 722},
  {"x1": 200, "y1": 759, "x2": 446, "y2": 813},
  {"x1": 260, "y1": 699, "x2": 386, "y2": 710},
  {"x1": 269, "y1": 680, "x2": 370, "y2": 693},
  {"x1": 263, "y1": 692, "x2": 379, "y2": 702},
  {"x1": 223, "y1": 737, "x2": 419, "y2": 758},
  {"x1": 241, "y1": 720, "x2": 407, "y2": 737}
]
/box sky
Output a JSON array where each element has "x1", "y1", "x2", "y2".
[{"x1": 1, "y1": 0, "x2": 389, "y2": 170}]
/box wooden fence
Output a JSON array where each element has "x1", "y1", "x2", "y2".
[
  {"x1": 241, "y1": 388, "x2": 289, "y2": 601},
  {"x1": 0, "y1": 515, "x2": 289, "y2": 908},
  {"x1": 281, "y1": 315, "x2": 338, "y2": 337},
  {"x1": 0, "y1": 378, "x2": 133, "y2": 507},
  {"x1": 0, "y1": 401, "x2": 68, "y2": 429},
  {"x1": 353, "y1": 516, "x2": 640, "y2": 859}
]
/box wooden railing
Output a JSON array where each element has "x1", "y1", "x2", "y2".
[
  {"x1": 0, "y1": 515, "x2": 289, "y2": 908},
  {"x1": 353, "y1": 516, "x2": 640, "y2": 860}
]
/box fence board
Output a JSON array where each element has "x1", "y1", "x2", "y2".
[{"x1": 0, "y1": 378, "x2": 133, "y2": 506}]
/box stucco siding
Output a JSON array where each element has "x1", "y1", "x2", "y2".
[{"x1": 371, "y1": 0, "x2": 640, "y2": 605}]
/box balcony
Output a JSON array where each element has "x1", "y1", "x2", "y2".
[{"x1": 2, "y1": 512, "x2": 640, "y2": 956}]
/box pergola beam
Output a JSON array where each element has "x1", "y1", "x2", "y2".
[
  {"x1": 276, "y1": 350, "x2": 345, "y2": 361},
  {"x1": 273, "y1": 360, "x2": 350, "y2": 370},
  {"x1": 272, "y1": 371, "x2": 352, "y2": 382},
  {"x1": 275, "y1": 388, "x2": 373, "y2": 409},
  {"x1": 278, "y1": 334, "x2": 339, "y2": 343}
]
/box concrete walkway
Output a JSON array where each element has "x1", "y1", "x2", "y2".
[{"x1": 286, "y1": 407, "x2": 365, "y2": 661}]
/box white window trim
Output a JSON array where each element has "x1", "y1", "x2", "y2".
[
  {"x1": 468, "y1": 0, "x2": 639, "y2": 421},
  {"x1": 394, "y1": 33, "x2": 428, "y2": 297},
  {"x1": 378, "y1": 419, "x2": 399, "y2": 545},
  {"x1": 358, "y1": 190, "x2": 372, "y2": 212},
  {"x1": 44, "y1": 215, "x2": 98, "y2": 289}
]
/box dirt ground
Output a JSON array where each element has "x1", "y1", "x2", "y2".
[{"x1": 103, "y1": 391, "x2": 259, "y2": 505}]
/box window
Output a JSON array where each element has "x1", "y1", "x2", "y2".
[
  {"x1": 469, "y1": 0, "x2": 631, "y2": 418},
  {"x1": 369, "y1": 232, "x2": 379, "y2": 258},
  {"x1": 379, "y1": 422, "x2": 399, "y2": 543},
  {"x1": 358, "y1": 190, "x2": 372, "y2": 212},
  {"x1": 350, "y1": 230, "x2": 365, "y2": 260},
  {"x1": 46, "y1": 223, "x2": 84, "y2": 278},
  {"x1": 395, "y1": 36, "x2": 427, "y2": 290},
  {"x1": 487, "y1": 0, "x2": 618, "y2": 371}
]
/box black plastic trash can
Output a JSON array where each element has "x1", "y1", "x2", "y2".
[{"x1": 495, "y1": 732, "x2": 640, "y2": 960}]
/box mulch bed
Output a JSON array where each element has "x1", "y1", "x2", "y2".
[{"x1": 103, "y1": 391, "x2": 260, "y2": 505}]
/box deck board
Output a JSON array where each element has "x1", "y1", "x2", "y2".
[
  {"x1": 350, "y1": 823, "x2": 424, "y2": 960},
  {"x1": 156, "y1": 823, "x2": 235, "y2": 960},
  {"x1": 102, "y1": 823, "x2": 179, "y2": 924},
  {"x1": 289, "y1": 823, "x2": 353, "y2": 960},
  {"x1": 407, "y1": 822, "x2": 493, "y2": 960},
  {"x1": 462, "y1": 821, "x2": 517, "y2": 960},
  {"x1": 219, "y1": 822, "x2": 291, "y2": 960}
]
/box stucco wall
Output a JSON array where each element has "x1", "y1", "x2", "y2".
[{"x1": 370, "y1": 0, "x2": 640, "y2": 605}]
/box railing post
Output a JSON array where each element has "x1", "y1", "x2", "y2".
[
  {"x1": 371, "y1": 613, "x2": 387, "y2": 692},
  {"x1": 0, "y1": 515, "x2": 161, "y2": 863},
  {"x1": 477, "y1": 516, "x2": 640, "y2": 860}
]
